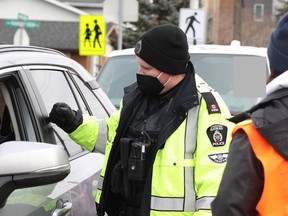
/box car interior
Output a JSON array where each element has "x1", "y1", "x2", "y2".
[{"x1": 0, "y1": 89, "x2": 15, "y2": 144}]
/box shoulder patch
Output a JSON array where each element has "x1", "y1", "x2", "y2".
[
  {"x1": 206, "y1": 124, "x2": 228, "y2": 147},
  {"x1": 208, "y1": 153, "x2": 228, "y2": 164},
  {"x1": 201, "y1": 92, "x2": 221, "y2": 114}
]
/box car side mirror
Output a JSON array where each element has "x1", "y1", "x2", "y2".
[{"x1": 0, "y1": 141, "x2": 70, "y2": 208}]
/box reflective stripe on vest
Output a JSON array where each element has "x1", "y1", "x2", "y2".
[
  {"x1": 151, "y1": 196, "x2": 214, "y2": 212},
  {"x1": 196, "y1": 196, "x2": 215, "y2": 210},
  {"x1": 151, "y1": 104, "x2": 200, "y2": 212},
  {"x1": 97, "y1": 175, "x2": 104, "y2": 190}
]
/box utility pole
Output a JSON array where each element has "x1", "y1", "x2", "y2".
[
  {"x1": 233, "y1": 0, "x2": 244, "y2": 41},
  {"x1": 104, "y1": 0, "x2": 138, "y2": 50},
  {"x1": 118, "y1": 0, "x2": 124, "y2": 50},
  {"x1": 189, "y1": 0, "x2": 199, "y2": 45},
  {"x1": 190, "y1": 0, "x2": 199, "y2": 9},
  {"x1": 7, "y1": 13, "x2": 39, "y2": 46}
]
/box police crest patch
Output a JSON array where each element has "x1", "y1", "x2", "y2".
[
  {"x1": 208, "y1": 153, "x2": 228, "y2": 164},
  {"x1": 206, "y1": 124, "x2": 227, "y2": 147},
  {"x1": 135, "y1": 40, "x2": 142, "y2": 55}
]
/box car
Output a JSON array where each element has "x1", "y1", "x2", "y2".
[
  {"x1": 0, "y1": 45, "x2": 116, "y2": 216},
  {"x1": 96, "y1": 41, "x2": 270, "y2": 115}
]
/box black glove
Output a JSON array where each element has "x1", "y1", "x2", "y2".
[{"x1": 49, "y1": 102, "x2": 83, "y2": 133}]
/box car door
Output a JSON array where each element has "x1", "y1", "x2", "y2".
[
  {"x1": 0, "y1": 65, "x2": 108, "y2": 216},
  {"x1": 0, "y1": 67, "x2": 72, "y2": 216},
  {"x1": 23, "y1": 66, "x2": 109, "y2": 216}
]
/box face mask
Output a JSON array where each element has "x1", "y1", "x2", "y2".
[{"x1": 137, "y1": 72, "x2": 171, "y2": 95}]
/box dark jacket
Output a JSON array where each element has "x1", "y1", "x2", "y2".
[{"x1": 211, "y1": 85, "x2": 288, "y2": 216}]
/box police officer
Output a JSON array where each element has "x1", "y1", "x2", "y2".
[{"x1": 49, "y1": 24, "x2": 235, "y2": 216}]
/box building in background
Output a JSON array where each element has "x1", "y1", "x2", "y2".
[
  {"x1": 0, "y1": 0, "x2": 117, "y2": 76},
  {"x1": 202, "y1": 0, "x2": 277, "y2": 47}
]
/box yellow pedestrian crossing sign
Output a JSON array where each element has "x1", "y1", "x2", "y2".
[{"x1": 79, "y1": 15, "x2": 106, "y2": 56}]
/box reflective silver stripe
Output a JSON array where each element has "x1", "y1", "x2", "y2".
[
  {"x1": 151, "y1": 105, "x2": 200, "y2": 211},
  {"x1": 151, "y1": 197, "x2": 184, "y2": 211},
  {"x1": 196, "y1": 196, "x2": 215, "y2": 210},
  {"x1": 151, "y1": 195, "x2": 214, "y2": 211},
  {"x1": 184, "y1": 103, "x2": 200, "y2": 211},
  {"x1": 97, "y1": 175, "x2": 104, "y2": 190},
  {"x1": 94, "y1": 118, "x2": 107, "y2": 154},
  {"x1": 192, "y1": 92, "x2": 214, "y2": 211},
  {"x1": 184, "y1": 167, "x2": 195, "y2": 211},
  {"x1": 185, "y1": 104, "x2": 199, "y2": 158}
]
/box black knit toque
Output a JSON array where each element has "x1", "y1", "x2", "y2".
[{"x1": 134, "y1": 24, "x2": 190, "y2": 74}]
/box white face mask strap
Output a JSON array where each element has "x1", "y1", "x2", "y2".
[
  {"x1": 157, "y1": 72, "x2": 171, "y2": 87},
  {"x1": 157, "y1": 72, "x2": 163, "y2": 79},
  {"x1": 163, "y1": 76, "x2": 172, "y2": 86}
]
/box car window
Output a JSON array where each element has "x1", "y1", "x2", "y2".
[
  {"x1": 0, "y1": 84, "x2": 16, "y2": 143},
  {"x1": 28, "y1": 68, "x2": 110, "y2": 157},
  {"x1": 28, "y1": 69, "x2": 88, "y2": 157},
  {"x1": 29, "y1": 69, "x2": 80, "y2": 112},
  {"x1": 191, "y1": 54, "x2": 267, "y2": 114},
  {"x1": 73, "y1": 74, "x2": 108, "y2": 119},
  {"x1": 0, "y1": 75, "x2": 37, "y2": 143}
]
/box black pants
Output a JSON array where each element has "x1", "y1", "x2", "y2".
[{"x1": 121, "y1": 205, "x2": 141, "y2": 216}]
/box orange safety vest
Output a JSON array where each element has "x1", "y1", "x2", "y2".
[{"x1": 233, "y1": 122, "x2": 288, "y2": 216}]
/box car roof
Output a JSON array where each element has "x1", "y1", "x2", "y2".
[
  {"x1": 0, "y1": 45, "x2": 93, "y2": 81},
  {"x1": 107, "y1": 40, "x2": 267, "y2": 58}
]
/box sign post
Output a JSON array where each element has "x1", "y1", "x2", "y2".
[
  {"x1": 103, "y1": 0, "x2": 139, "y2": 50},
  {"x1": 18, "y1": 13, "x2": 28, "y2": 21},
  {"x1": 6, "y1": 20, "x2": 40, "y2": 29},
  {"x1": 6, "y1": 13, "x2": 40, "y2": 46}
]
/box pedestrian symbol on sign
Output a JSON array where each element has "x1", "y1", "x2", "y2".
[
  {"x1": 185, "y1": 12, "x2": 200, "y2": 40},
  {"x1": 179, "y1": 9, "x2": 207, "y2": 45},
  {"x1": 84, "y1": 23, "x2": 92, "y2": 47},
  {"x1": 79, "y1": 15, "x2": 106, "y2": 56},
  {"x1": 93, "y1": 19, "x2": 102, "y2": 48}
]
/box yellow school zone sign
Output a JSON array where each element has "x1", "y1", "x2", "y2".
[{"x1": 79, "y1": 15, "x2": 106, "y2": 56}]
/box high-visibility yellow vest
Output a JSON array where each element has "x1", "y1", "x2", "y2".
[{"x1": 70, "y1": 88, "x2": 234, "y2": 216}]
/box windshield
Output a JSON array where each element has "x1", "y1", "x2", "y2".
[
  {"x1": 97, "y1": 54, "x2": 268, "y2": 115},
  {"x1": 191, "y1": 54, "x2": 268, "y2": 115},
  {"x1": 97, "y1": 55, "x2": 138, "y2": 109}
]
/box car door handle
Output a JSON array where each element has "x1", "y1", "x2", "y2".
[{"x1": 52, "y1": 201, "x2": 72, "y2": 216}]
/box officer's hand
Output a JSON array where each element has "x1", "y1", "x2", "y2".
[{"x1": 49, "y1": 102, "x2": 83, "y2": 133}]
